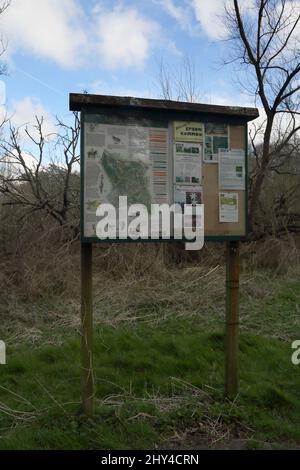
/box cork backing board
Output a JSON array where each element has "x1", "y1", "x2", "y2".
[
  {"x1": 203, "y1": 125, "x2": 246, "y2": 236},
  {"x1": 80, "y1": 111, "x2": 248, "y2": 243}
]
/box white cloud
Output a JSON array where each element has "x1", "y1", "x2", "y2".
[
  {"x1": 0, "y1": 97, "x2": 57, "y2": 165},
  {"x1": 0, "y1": 1, "x2": 165, "y2": 70},
  {"x1": 10, "y1": 97, "x2": 56, "y2": 142},
  {"x1": 191, "y1": 0, "x2": 229, "y2": 39},
  {"x1": 157, "y1": 0, "x2": 185, "y2": 23},
  {"x1": 155, "y1": 0, "x2": 195, "y2": 33},
  {"x1": 155, "y1": 0, "x2": 241, "y2": 39},
  {"x1": 0, "y1": 0, "x2": 87, "y2": 68},
  {"x1": 93, "y1": 6, "x2": 160, "y2": 69},
  {"x1": 191, "y1": 0, "x2": 255, "y2": 40},
  {"x1": 191, "y1": 0, "x2": 299, "y2": 45},
  {"x1": 154, "y1": 0, "x2": 229, "y2": 40},
  {"x1": 1, "y1": 150, "x2": 38, "y2": 178},
  {"x1": 158, "y1": 0, "x2": 298, "y2": 47},
  {"x1": 0, "y1": 80, "x2": 6, "y2": 105}
]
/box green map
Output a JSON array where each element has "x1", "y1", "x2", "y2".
[{"x1": 101, "y1": 150, "x2": 152, "y2": 208}]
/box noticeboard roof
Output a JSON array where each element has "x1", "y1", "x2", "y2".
[{"x1": 69, "y1": 93, "x2": 259, "y2": 122}]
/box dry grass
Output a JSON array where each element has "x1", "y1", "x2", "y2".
[
  {"x1": 95, "y1": 377, "x2": 252, "y2": 450},
  {"x1": 1, "y1": 224, "x2": 300, "y2": 345},
  {"x1": 93, "y1": 261, "x2": 224, "y2": 325}
]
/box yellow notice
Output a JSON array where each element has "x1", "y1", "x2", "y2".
[{"x1": 174, "y1": 121, "x2": 204, "y2": 143}]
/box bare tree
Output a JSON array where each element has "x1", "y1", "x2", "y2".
[
  {"x1": 155, "y1": 56, "x2": 202, "y2": 263},
  {"x1": 156, "y1": 56, "x2": 200, "y2": 103},
  {"x1": 225, "y1": 0, "x2": 300, "y2": 233},
  {"x1": 0, "y1": 112, "x2": 81, "y2": 239}
]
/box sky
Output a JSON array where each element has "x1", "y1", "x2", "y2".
[{"x1": 0, "y1": 0, "x2": 259, "y2": 151}]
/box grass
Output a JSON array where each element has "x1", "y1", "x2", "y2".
[{"x1": 0, "y1": 267, "x2": 300, "y2": 449}]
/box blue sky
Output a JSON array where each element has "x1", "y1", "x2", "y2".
[{"x1": 0, "y1": 0, "x2": 256, "y2": 147}]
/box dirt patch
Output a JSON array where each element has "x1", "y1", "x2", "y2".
[
  {"x1": 159, "y1": 419, "x2": 251, "y2": 450},
  {"x1": 161, "y1": 434, "x2": 249, "y2": 450},
  {"x1": 160, "y1": 425, "x2": 300, "y2": 450}
]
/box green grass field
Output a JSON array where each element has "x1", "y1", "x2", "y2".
[{"x1": 1, "y1": 272, "x2": 300, "y2": 450}]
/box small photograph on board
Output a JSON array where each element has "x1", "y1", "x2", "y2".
[
  {"x1": 174, "y1": 186, "x2": 204, "y2": 237},
  {"x1": 174, "y1": 185, "x2": 203, "y2": 211},
  {"x1": 235, "y1": 166, "x2": 243, "y2": 178},
  {"x1": 204, "y1": 122, "x2": 229, "y2": 163},
  {"x1": 205, "y1": 123, "x2": 228, "y2": 136},
  {"x1": 186, "y1": 190, "x2": 203, "y2": 206}
]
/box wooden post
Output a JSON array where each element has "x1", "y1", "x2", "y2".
[
  {"x1": 81, "y1": 242, "x2": 94, "y2": 416},
  {"x1": 225, "y1": 240, "x2": 240, "y2": 397}
]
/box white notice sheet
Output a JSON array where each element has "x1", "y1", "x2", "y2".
[
  {"x1": 219, "y1": 192, "x2": 239, "y2": 223},
  {"x1": 219, "y1": 150, "x2": 245, "y2": 190}
]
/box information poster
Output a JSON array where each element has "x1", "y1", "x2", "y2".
[
  {"x1": 204, "y1": 122, "x2": 229, "y2": 163},
  {"x1": 174, "y1": 185, "x2": 203, "y2": 236},
  {"x1": 219, "y1": 149, "x2": 245, "y2": 190},
  {"x1": 84, "y1": 119, "x2": 169, "y2": 237},
  {"x1": 174, "y1": 142, "x2": 202, "y2": 184},
  {"x1": 219, "y1": 192, "x2": 239, "y2": 223},
  {"x1": 174, "y1": 185, "x2": 203, "y2": 209},
  {"x1": 174, "y1": 121, "x2": 204, "y2": 143}
]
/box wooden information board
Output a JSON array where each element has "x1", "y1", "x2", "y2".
[
  {"x1": 70, "y1": 94, "x2": 258, "y2": 242},
  {"x1": 69, "y1": 94, "x2": 259, "y2": 415}
]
